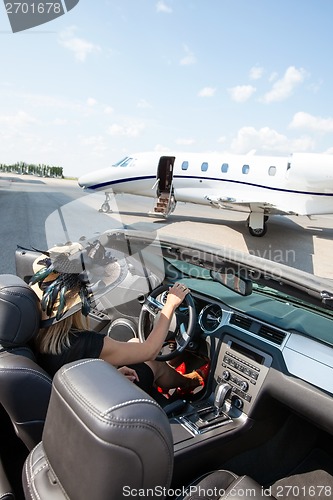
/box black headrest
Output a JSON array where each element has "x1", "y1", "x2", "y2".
[
  {"x1": 42, "y1": 359, "x2": 174, "y2": 500},
  {"x1": 0, "y1": 274, "x2": 40, "y2": 347}
]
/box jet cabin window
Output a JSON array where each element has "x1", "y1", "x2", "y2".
[
  {"x1": 182, "y1": 161, "x2": 189, "y2": 170},
  {"x1": 268, "y1": 166, "x2": 277, "y2": 176},
  {"x1": 201, "y1": 162, "x2": 208, "y2": 172},
  {"x1": 242, "y1": 164, "x2": 250, "y2": 174},
  {"x1": 221, "y1": 163, "x2": 229, "y2": 173}
]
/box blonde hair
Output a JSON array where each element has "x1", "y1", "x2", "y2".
[{"x1": 35, "y1": 311, "x2": 89, "y2": 355}]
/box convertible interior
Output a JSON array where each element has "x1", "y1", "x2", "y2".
[{"x1": 1, "y1": 229, "x2": 333, "y2": 499}]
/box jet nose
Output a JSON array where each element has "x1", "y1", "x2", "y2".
[{"x1": 78, "y1": 172, "x2": 93, "y2": 189}]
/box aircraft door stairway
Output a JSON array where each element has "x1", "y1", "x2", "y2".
[{"x1": 149, "y1": 156, "x2": 176, "y2": 218}]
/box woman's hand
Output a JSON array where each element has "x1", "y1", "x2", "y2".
[
  {"x1": 117, "y1": 366, "x2": 139, "y2": 383},
  {"x1": 165, "y1": 282, "x2": 189, "y2": 309}
]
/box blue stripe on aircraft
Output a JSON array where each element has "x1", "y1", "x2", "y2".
[
  {"x1": 87, "y1": 175, "x2": 155, "y2": 190},
  {"x1": 86, "y1": 174, "x2": 333, "y2": 197}
]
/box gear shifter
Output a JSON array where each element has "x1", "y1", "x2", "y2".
[
  {"x1": 181, "y1": 382, "x2": 232, "y2": 432},
  {"x1": 214, "y1": 383, "x2": 232, "y2": 412},
  {"x1": 194, "y1": 383, "x2": 232, "y2": 424}
]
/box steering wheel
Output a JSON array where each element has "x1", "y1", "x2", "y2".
[{"x1": 138, "y1": 284, "x2": 197, "y2": 361}]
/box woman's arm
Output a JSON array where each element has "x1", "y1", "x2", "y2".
[{"x1": 99, "y1": 283, "x2": 189, "y2": 366}]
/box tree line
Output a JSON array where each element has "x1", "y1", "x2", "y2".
[{"x1": 0, "y1": 162, "x2": 63, "y2": 178}]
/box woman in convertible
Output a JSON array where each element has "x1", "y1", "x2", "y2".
[{"x1": 30, "y1": 241, "x2": 203, "y2": 397}]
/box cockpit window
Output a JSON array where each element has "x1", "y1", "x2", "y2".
[
  {"x1": 112, "y1": 157, "x2": 133, "y2": 167},
  {"x1": 112, "y1": 157, "x2": 127, "y2": 167}
]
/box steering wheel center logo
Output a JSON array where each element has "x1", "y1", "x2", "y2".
[{"x1": 4, "y1": 0, "x2": 79, "y2": 33}]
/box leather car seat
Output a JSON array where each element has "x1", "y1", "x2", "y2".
[
  {"x1": 27, "y1": 355, "x2": 329, "y2": 500},
  {"x1": 0, "y1": 274, "x2": 52, "y2": 450},
  {"x1": 177, "y1": 467, "x2": 333, "y2": 499},
  {"x1": 24, "y1": 356, "x2": 322, "y2": 500},
  {"x1": 0, "y1": 457, "x2": 14, "y2": 499},
  {"x1": 23, "y1": 358, "x2": 174, "y2": 500},
  {"x1": 175, "y1": 469, "x2": 276, "y2": 499}
]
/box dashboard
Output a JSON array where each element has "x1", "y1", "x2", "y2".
[
  {"x1": 168, "y1": 289, "x2": 333, "y2": 441},
  {"x1": 190, "y1": 292, "x2": 333, "y2": 398},
  {"x1": 100, "y1": 269, "x2": 333, "y2": 441}
]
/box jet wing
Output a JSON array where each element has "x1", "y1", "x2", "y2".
[
  {"x1": 203, "y1": 194, "x2": 291, "y2": 215},
  {"x1": 174, "y1": 187, "x2": 300, "y2": 216},
  {"x1": 200, "y1": 187, "x2": 296, "y2": 215},
  {"x1": 205, "y1": 194, "x2": 270, "y2": 207}
]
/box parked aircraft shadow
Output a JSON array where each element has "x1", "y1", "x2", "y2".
[
  {"x1": 242, "y1": 217, "x2": 314, "y2": 274},
  {"x1": 306, "y1": 225, "x2": 333, "y2": 240}
]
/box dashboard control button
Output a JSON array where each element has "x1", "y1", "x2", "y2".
[
  {"x1": 239, "y1": 381, "x2": 249, "y2": 392},
  {"x1": 232, "y1": 397, "x2": 243, "y2": 410}
]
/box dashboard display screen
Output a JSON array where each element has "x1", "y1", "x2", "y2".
[{"x1": 230, "y1": 341, "x2": 265, "y2": 365}]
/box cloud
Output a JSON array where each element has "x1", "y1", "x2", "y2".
[
  {"x1": 154, "y1": 144, "x2": 171, "y2": 152},
  {"x1": 58, "y1": 27, "x2": 101, "y2": 62},
  {"x1": 230, "y1": 125, "x2": 315, "y2": 154},
  {"x1": 262, "y1": 66, "x2": 307, "y2": 103},
  {"x1": 228, "y1": 85, "x2": 256, "y2": 103},
  {"x1": 87, "y1": 98, "x2": 97, "y2": 107},
  {"x1": 268, "y1": 72, "x2": 278, "y2": 83},
  {"x1": 198, "y1": 87, "x2": 216, "y2": 97},
  {"x1": 80, "y1": 135, "x2": 108, "y2": 156},
  {"x1": 0, "y1": 110, "x2": 37, "y2": 128},
  {"x1": 107, "y1": 122, "x2": 145, "y2": 137},
  {"x1": 230, "y1": 126, "x2": 290, "y2": 154},
  {"x1": 137, "y1": 99, "x2": 152, "y2": 109},
  {"x1": 53, "y1": 118, "x2": 68, "y2": 125},
  {"x1": 175, "y1": 138, "x2": 195, "y2": 146},
  {"x1": 180, "y1": 45, "x2": 196, "y2": 66},
  {"x1": 308, "y1": 80, "x2": 323, "y2": 94},
  {"x1": 217, "y1": 136, "x2": 227, "y2": 144},
  {"x1": 156, "y1": 1, "x2": 172, "y2": 13},
  {"x1": 291, "y1": 136, "x2": 316, "y2": 152},
  {"x1": 104, "y1": 106, "x2": 114, "y2": 114},
  {"x1": 289, "y1": 112, "x2": 333, "y2": 133},
  {"x1": 8, "y1": 90, "x2": 80, "y2": 111},
  {"x1": 249, "y1": 66, "x2": 264, "y2": 80},
  {"x1": 0, "y1": 120, "x2": 55, "y2": 162}
]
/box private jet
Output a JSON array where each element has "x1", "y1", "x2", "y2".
[{"x1": 78, "y1": 151, "x2": 333, "y2": 236}]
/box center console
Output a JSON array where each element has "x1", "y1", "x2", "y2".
[
  {"x1": 173, "y1": 335, "x2": 272, "y2": 440},
  {"x1": 216, "y1": 334, "x2": 272, "y2": 415}
]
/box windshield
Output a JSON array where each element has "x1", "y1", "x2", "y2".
[
  {"x1": 112, "y1": 157, "x2": 133, "y2": 168},
  {"x1": 163, "y1": 256, "x2": 333, "y2": 347},
  {"x1": 165, "y1": 257, "x2": 333, "y2": 313}
]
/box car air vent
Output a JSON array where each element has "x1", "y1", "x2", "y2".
[
  {"x1": 257, "y1": 324, "x2": 286, "y2": 345},
  {"x1": 230, "y1": 314, "x2": 252, "y2": 331},
  {"x1": 89, "y1": 308, "x2": 110, "y2": 321}
]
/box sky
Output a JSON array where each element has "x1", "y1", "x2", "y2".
[{"x1": 1, "y1": 0, "x2": 333, "y2": 178}]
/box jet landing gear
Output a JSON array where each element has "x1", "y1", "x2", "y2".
[
  {"x1": 99, "y1": 193, "x2": 113, "y2": 214},
  {"x1": 246, "y1": 213, "x2": 268, "y2": 237}
]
